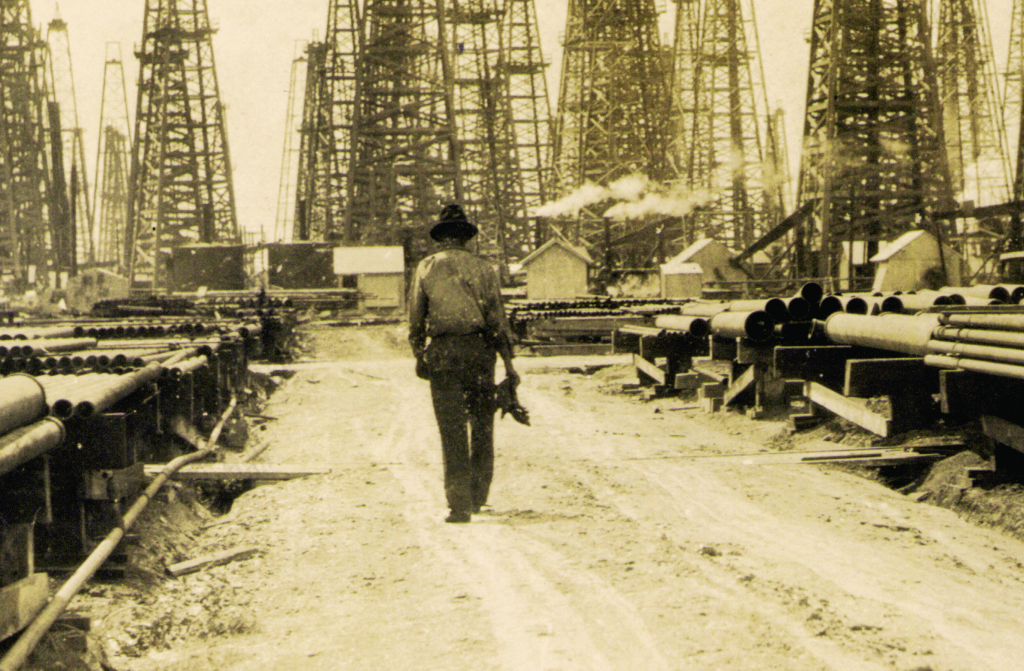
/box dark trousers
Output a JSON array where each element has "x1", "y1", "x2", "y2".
[{"x1": 426, "y1": 334, "x2": 496, "y2": 514}]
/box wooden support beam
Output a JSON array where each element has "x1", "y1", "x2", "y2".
[
  {"x1": 773, "y1": 345, "x2": 854, "y2": 388},
  {"x1": 725, "y1": 365, "x2": 757, "y2": 406},
  {"x1": 843, "y1": 358, "x2": 937, "y2": 397},
  {"x1": 146, "y1": 464, "x2": 331, "y2": 481},
  {"x1": 982, "y1": 415, "x2": 1024, "y2": 454},
  {"x1": 709, "y1": 336, "x2": 737, "y2": 361},
  {"x1": 529, "y1": 343, "x2": 612, "y2": 357},
  {"x1": 736, "y1": 340, "x2": 775, "y2": 365},
  {"x1": 633, "y1": 353, "x2": 666, "y2": 386},
  {"x1": 167, "y1": 546, "x2": 261, "y2": 578},
  {"x1": 0, "y1": 573, "x2": 48, "y2": 641},
  {"x1": 805, "y1": 381, "x2": 891, "y2": 436}
]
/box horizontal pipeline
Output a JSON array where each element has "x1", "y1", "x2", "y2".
[{"x1": 0, "y1": 417, "x2": 65, "y2": 477}]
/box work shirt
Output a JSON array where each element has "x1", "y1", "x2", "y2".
[{"x1": 408, "y1": 248, "x2": 514, "y2": 355}]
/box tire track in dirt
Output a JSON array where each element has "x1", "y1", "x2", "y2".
[{"x1": 365, "y1": 363, "x2": 675, "y2": 671}]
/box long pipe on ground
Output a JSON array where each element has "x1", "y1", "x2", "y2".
[
  {"x1": 0, "y1": 376, "x2": 47, "y2": 436},
  {"x1": 925, "y1": 354, "x2": 1024, "y2": 381},
  {"x1": 932, "y1": 326, "x2": 1024, "y2": 349},
  {"x1": 709, "y1": 310, "x2": 774, "y2": 342},
  {"x1": 680, "y1": 302, "x2": 729, "y2": 318},
  {"x1": 0, "y1": 397, "x2": 238, "y2": 671},
  {"x1": 0, "y1": 326, "x2": 79, "y2": 341},
  {"x1": 940, "y1": 313, "x2": 1024, "y2": 332},
  {"x1": 653, "y1": 314, "x2": 711, "y2": 338},
  {"x1": 926, "y1": 339, "x2": 1024, "y2": 366},
  {"x1": 729, "y1": 298, "x2": 790, "y2": 323},
  {"x1": 820, "y1": 313, "x2": 940, "y2": 356},
  {"x1": 0, "y1": 417, "x2": 65, "y2": 477},
  {"x1": 73, "y1": 362, "x2": 166, "y2": 418}
]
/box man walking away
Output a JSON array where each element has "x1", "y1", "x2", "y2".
[{"x1": 408, "y1": 204, "x2": 519, "y2": 523}]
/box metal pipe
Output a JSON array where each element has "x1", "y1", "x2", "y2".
[
  {"x1": 818, "y1": 295, "x2": 844, "y2": 317},
  {"x1": 932, "y1": 326, "x2": 1024, "y2": 349},
  {"x1": 653, "y1": 314, "x2": 710, "y2": 338},
  {"x1": 798, "y1": 282, "x2": 823, "y2": 306},
  {"x1": 0, "y1": 417, "x2": 65, "y2": 477},
  {"x1": 73, "y1": 362, "x2": 166, "y2": 418},
  {"x1": 617, "y1": 325, "x2": 666, "y2": 338},
  {"x1": 0, "y1": 375, "x2": 47, "y2": 436},
  {"x1": 896, "y1": 291, "x2": 951, "y2": 312},
  {"x1": 167, "y1": 355, "x2": 209, "y2": 379},
  {"x1": 926, "y1": 339, "x2": 1024, "y2": 366},
  {"x1": 940, "y1": 313, "x2": 1024, "y2": 332},
  {"x1": 0, "y1": 398, "x2": 237, "y2": 671},
  {"x1": 925, "y1": 354, "x2": 1024, "y2": 381},
  {"x1": 786, "y1": 296, "x2": 812, "y2": 321},
  {"x1": 730, "y1": 298, "x2": 790, "y2": 323},
  {"x1": 680, "y1": 301, "x2": 730, "y2": 318},
  {"x1": 709, "y1": 310, "x2": 774, "y2": 342},
  {"x1": 939, "y1": 285, "x2": 1010, "y2": 302},
  {"x1": 820, "y1": 313, "x2": 939, "y2": 356}
]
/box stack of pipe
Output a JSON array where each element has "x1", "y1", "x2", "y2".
[
  {"x1": 0, "y1": 376, "x2": 64, "y2": 477},
  {"x1": 818, "y1": 309, "x2": 1024, "y2": 382},
  {"x1": 926, "y1": 313, "x2": 1024, "y2": 381}
]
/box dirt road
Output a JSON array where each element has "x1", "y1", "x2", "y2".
[{"x1": 124, "y1": 324, "x2": 1024, "y2": 671}]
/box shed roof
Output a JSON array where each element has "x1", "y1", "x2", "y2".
[
  {"x1": 333, "y1": 246, "x2": 405, "y2": 275},
  {"x1": 660, "y1": 261, "x2": 702, "y2": 276},
  {"x1": 672, "y1": 237, "x2": 725, "y2": 262},
  {"x1": 869, "y1": 230, "x2": 927, "y2": 263},
  {"x1": 520, "y1": 237, "x2": 594, "y2": 267}
]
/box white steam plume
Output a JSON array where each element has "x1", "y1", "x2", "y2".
[{"x1": 531, "y1": 182, "x2": 608, "y2": 217}]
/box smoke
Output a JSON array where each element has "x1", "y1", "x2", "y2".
[
  {"x1": 532, "y1": 174, "x2": 713, "y2": 221},
  {"x1": 603, "y1": 180, "x2": 715, "y2": 220},
  {"x1": 531, "y1": 182, "x2": 608, "y2": 217}
]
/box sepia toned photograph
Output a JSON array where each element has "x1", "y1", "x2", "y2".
[{"x1": 2, "y1": 0, "x2": 1024, "y2": 668}]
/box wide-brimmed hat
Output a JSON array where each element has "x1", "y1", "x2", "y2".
[{"x1": 430, "y1": 203, "x2": 478, "y2": 241}]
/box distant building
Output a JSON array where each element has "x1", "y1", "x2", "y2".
[
  {"x1": 267, "y1": 242, "x2": 336, "y2": 289},
  {"x1": 870, "y1": 230, "x2": 963, "y2": 292},
  {"x1": 519, "y1": 238, "x2": 593, "y2": 300},
  {"x1": 64, "y1": 268, "x2": 130, "y2": 313},
  {"x1": 659, "y1": 260, "x2": 703, "y2": 299},
  {"x1": 668, "y1": 238, "x2": 746, "y2": 285},
  {"x1": 333, "y1": 246, "x2": 405, "y2": 310}
]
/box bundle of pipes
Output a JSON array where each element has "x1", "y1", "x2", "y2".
[
  {"x1": 817, "y1": 310, "x2": 1024, "y2": 381},
  {"x1": 0, "y1": 325, "x2": 80, "y2": 341},
  {"x1": 0, "y1": 376, "x2": 64, "y2": 477}
]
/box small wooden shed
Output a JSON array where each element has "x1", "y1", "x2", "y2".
[
  {"x1": 870, "y1": 230, "x2": 963, "y2": 292},
  {"x1": 520, "y1": 238, "x2": 593, "y2": 300},
  {"x1": 333, "y1": 246, "x2": 405, "y2": 310},
  {"x1": 668, "y1": 238, "x2": 746, "y2": 284},
  {"x1": 659, "y1": 260, "x2": 703, "y2": 299}
]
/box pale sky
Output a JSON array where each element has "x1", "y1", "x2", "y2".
[{"x1": 31, "y1": 0, "x2": 1019, "y2": 238}]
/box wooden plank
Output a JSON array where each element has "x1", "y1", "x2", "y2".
[
  {"x1": 674, "y1": 372, "x2": 700, "y2": 391},
  {"x1": 805, "y1": 381, "x2": 891, "y2": 437},
  {"x1": 736, "y1": 340, "x2": 775, "y2": 365},
  {"x1": 633, "y1": 353, "x2": 666, "y2": 386},
  {"x1": 0, "y1": 573, "x2": 48, "y2": 641},
  {"x1": 167, "y1": 546, "x2": 261, "y2": 578},
  {"x1": 982, "y1": 415, "x2": 1024, "y2": 454},
  {"x1": 843, "y1": 358, "x2": 935, "y2": 397},
  {"x1": 773, "y1": 345, "x2": 854, "y2": 379},
  {"x1": 724, "y1": 364, "x2": 756, "y2": 406},
  {"x1": 146, "y1": 464, "x2": 331, "y2": 481},
  {"x1": 528, "y1": 343, "x2": 612, "y2": 357},
  {"x1": 692, "y1": 362, "x2": 728, "y2": 384}
]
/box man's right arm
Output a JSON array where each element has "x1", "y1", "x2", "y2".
[{"x1": 408, "y1": 264, "x2": 428, "y2": 356}]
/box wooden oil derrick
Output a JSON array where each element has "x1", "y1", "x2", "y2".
[
  {"x1": 345, "y1": 0, "x2": 461, "y2": 262},
  {"x1": 501, "y1": 0, "x2": 556, "y2": 257},
  {"x1": 678, "y1": 0, "x2": 784, "y2": 253},
  {"x1": 127, "y1": 0, "x2": 240, "y2": 290},
  {"x1": 0, "y1": 0, "x2": 70, "y2": 285},
  {"x1": 446, "y1": 0, "x2": 555, "y2": 264},
  {"x1": 46, "y1": 14, "x2": 93, "y2": 268},
  {"x1": 1001, "y1": 0, "x2": 1024, "y2": 253},
  {"x1": 552, "y1": 0, "x2": 674, "y2": 269},
  {"x1": 937, "y1": 0, "x2": 1010, "y2": 205},
  {"x1": 796, "y1": 0, "x2": 955, "y2": 282},
  {"x1": 935, "y1": 0, "x2": 1011, "y2": 280},
  {"x1": 295, "y1": 0, "x2": 362, "y2": 244},
  {"x1": 93, "y1": 44, "x2": 132, "y2": 271},
  {"x1": 274, "y1": 42, "x2": 308, "y2": 243}
]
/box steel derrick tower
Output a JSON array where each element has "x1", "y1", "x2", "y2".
[
  {"x1": 46, "y1": 15, "x2": 93, "y2": 267},
  {"x1": 553, "y1": 0, "x2": 673, "y2": 264},
  {"x1": 275, "y1": 43, "x2": 308, "y2": 243},
  {"x1": 674, "y1": 0, "x2": 783, "y2": 252},
  {"x1": 93, "y1": 44, "x2": 132, "y2": 270},
  {"x1": 344, "y1": 0, "x2": 461, "y2": 261},
  {"x1": 796, "y1": 0, "x2": 954, "y2": 280},
  {"x1": 127, "y1": 0, "x2": 240, "y2": 290},
  {"x1": 0, "y1": 1, "x2": 69, "y2": 282}
]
